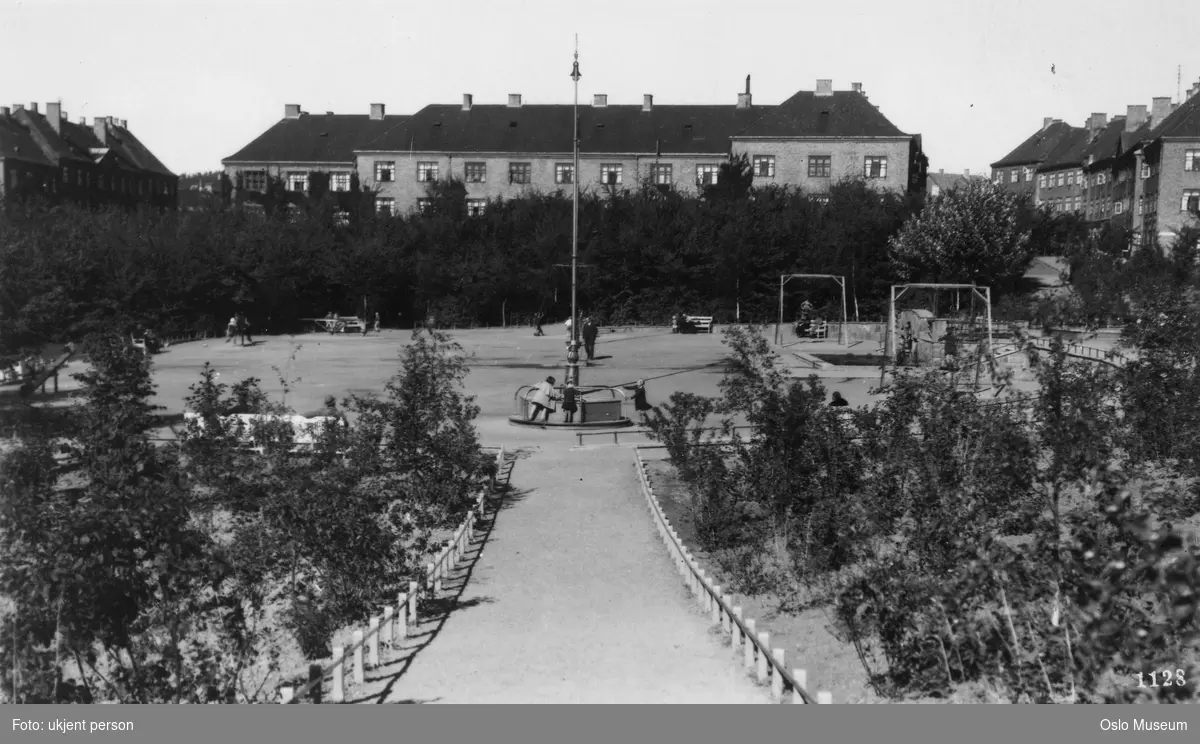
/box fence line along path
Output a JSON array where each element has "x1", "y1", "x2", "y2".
[{"x1": 366, "y1": 445, "x2": 770, "y2": 704}]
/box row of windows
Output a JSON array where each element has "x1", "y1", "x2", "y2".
[
  {"x1": 240, "y1": 171, "x2": 354, "y2": 193},
  {"x1": 9, "y1": 166, "x2": 173, "y2": 197},
  {"x1": 1005, "y1": 150, "x2": 1200, "y2": 189},
  {"x1": 375, "y1": 192, "x2": 840, "y2": 218},
  {"x1": 370, "y1": 155, "x2": 888, "y2": 185}
]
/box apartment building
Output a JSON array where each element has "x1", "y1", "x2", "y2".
[
  {"x1": 222, "y1": 103, "x2": 408, "y2": 197},
  {"x1": 992, "y1": 79, "x2": 1200, "y2": 248},
  {"x1": 224, "y1": 78, "x2": 926, "y2": 217},
  {"x1": 0, "y1": 101, "x2": 177, "y2": 208}
]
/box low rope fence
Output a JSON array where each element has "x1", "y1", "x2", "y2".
[
  {"x1": 277, "y1": 445, "x2": 505, "y2": 704},
  {"x1": 632, "y1": 446, "x2": 831, "y2": 704}
]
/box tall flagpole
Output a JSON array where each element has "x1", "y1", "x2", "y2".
[{"x1": 567, "y1": 37, "x2": 582, "y2": 388}]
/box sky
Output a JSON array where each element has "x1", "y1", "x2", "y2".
[{"x1": 1, "y1": 0, "x2": 1194, "y2": 177}]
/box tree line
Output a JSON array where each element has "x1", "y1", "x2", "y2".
[{"x1": 1, "y1": 158, "x2": 1094, "y2": 368}]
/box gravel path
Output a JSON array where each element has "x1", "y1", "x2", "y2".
[{"x1": 359, "y1": 445, "x2": 769, "y2": 704}]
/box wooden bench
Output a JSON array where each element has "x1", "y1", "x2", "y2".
[{"x1": 682, "y1": 315, "x2": 715, "y2": 334}]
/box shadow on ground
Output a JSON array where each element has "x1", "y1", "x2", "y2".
[{"x1": 347, "y1": 451, "x2": 521, "y2": 704}]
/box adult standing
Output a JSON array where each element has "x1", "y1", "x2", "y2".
[
  {"x1": 237, "y1": 313, "x2": 253, "y2": 346},
  {"x1": 374, "y1": 312, "x2": 381, "y2": 333},
  {"x1": 225, "y1": 315, "x2": 238, "y2": 343},
  {"x1": 582, "y1": 316, "x2": 599, "y2": 364},
  {"x1": 527, "y1": 376, "x2": 559, "y2": 423},
  {"x1": 564, "y1": 316, "x2": 573, "y2": 346},
  {"x1": 533, "y1": 311, "x2": 545, "y2": 336}
]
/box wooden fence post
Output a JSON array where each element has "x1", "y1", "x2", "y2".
[
  {"x1": 743, "y1": 619, "x2": 756, "y2": 669},
  {"x1": 308, "y1": 663, "x2": 323, "y2": 704},
  {"x1": 331, "y1": 647, "x2": 345, "y2": 703},
  {"x1": 721, "y1": 594, "x2": 732, "y2": 633},
  {"x1": 352, "y1": 630, "x2": 365, "y2": 685},
  {"x1": 817, "y1": 691, "x2": 832, "y2": 704},
  {"x1": 426, "y1": 563, "x2": 436, "y2": 596},
  {"x1": 756, "y1": 632, "x2": 770, "y2": 683},
  {"x1": 408, "y1": 582, "x2": 419, "y2": 625},
  {"x1": 397, "y1": 594, "x2": 408, "y2": 638},
  {"x1": 732, "y1": 607, "x2": 743, "y2": 652},
  {"x1": 771, "y1": 649, "x2": 785, "y2": 700},
  {"x1": 697, "y1": 570, "x2": 708, "y2": 611},
  {"x1": 793, "y1": 669, "x2": 807, "y2": 704},
  {"x1": 368, "y1": 617, "x2": 380, "y2": 667},
  {"x1": 383, "y1": 606, "x2": 394, "y2": 647},
  {"x1": 711, "y1": 585, "x2": 722, "y2": 625}
]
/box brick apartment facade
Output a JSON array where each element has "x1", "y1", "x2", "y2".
[
  {"x1": 224, "y1": 78, "x2": 926, "y2": 217},
  {"x1": 992, "y1": 79, "x2": 1200, "y2": 248},
  {"x1": 0, "y1": 101, "x2": 177, "y2": 208}
]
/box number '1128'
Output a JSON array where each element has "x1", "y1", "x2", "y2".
[{"x1": 1137, "y1": 670, "x2": 1185, "y2": 687}]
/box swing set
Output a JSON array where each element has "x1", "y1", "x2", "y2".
[{"x1": 885, "y1": 283, "x2": 996, "y2": 373}]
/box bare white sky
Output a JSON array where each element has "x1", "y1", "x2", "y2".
[{"x1": 1, "y1": 0, "x2": 1192, "y2": 176}]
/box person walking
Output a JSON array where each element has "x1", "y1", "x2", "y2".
[
  {"x1": 225, "y1": 315, "x2": 238, "y2": 343},
  {"x1": 527, "y1": 376, "x2": 558, "y2": 423},
  {"x1": 533, "y1": 311, "x2": 545, "y2": 336},
  {"x1": 561, "y1": 382, "x2": 579, "y2": 423},
  {"x1": 622, "y1": 379, "x2": 653, "y2": 423},
  {"x1": 237, "y1": 313, "x2": 253, "y2": 346},
  {"x1": 582, "y1": 316, "x2": 599, "y2": 364}
]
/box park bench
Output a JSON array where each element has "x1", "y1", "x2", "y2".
[{"x1": 681, "y1": 315, "x2": 715, "y2": 334}]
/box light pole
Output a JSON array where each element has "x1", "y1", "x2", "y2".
[{"x1": 566, "y1": 38, "x2": 582, "y2": 388}]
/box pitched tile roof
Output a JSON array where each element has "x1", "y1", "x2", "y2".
[
  {"x1": 927, "y1": 172, "x2": 984, "y2": 192},
  {"x1": 4, "y1": 110, "x2": 175, "y2": 177},
  {"x1": 357, "y1": 104, "x2": 773, "y2": 155},
  {"x1": 734, "y1": 91, "x2": 908, "y2": 138},
  {"x1": 0, "y1": 114, "x2": 55, "y2": 166},
  {"x1": 1038, "y1": 128, "x2": 1093, "y2": 171},
  {"x1": 224, "y1": 113, "x2": 410, "y2": 164},
  {"x1": 1080, "y1": 117, "x2": 1129, "y2": 167},
  {"x1": 991, "y1": 121, "x2": 1079, "y2": 168},
  {"x1": 1145, "y1": 92, "x2": 1200, "y2": 140}
]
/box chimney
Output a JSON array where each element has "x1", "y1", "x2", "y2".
[
  {"x1": 1087, "y1": 113, "x2": 1107, "y2": 133},
  {"x1": 93, "y1": 117, "x2": 108, "y2": 145},
  {"x1": 964, "y1": 168, "x2": 970, "y2": 177},
  {"x1": 0, "y1": 106, "x2": 9, "y2": 116},
  {"x1": 642, "y1": 94, "x2": 653, "y2": 112},
  {"x1": 78, "y1": 116, "x2": 86, "y2": 125},
  {"x1": 851, "y1": 82, "x2": 863, "y2": 93},
  {"x1": 938, "y1": 168, "x2": 944, "y2": 174},
  {"x1": 1043, "y1": 117, "x2": 1055, "y2": 130},
  {"x1": 815, "y1": 79, "x2": 833, "y2": 97},
  {"x1": 29, "y1": 103, "x2": 38, "y2": 114},
  {"x1": 284, "y1": 104, "x2": 301, "y2": 119},
  {"x1": 45, "y1": 102, "x2": 62, "y2": 133},
  {"x1": 370, "y1": 103, "x2": 385, "y2": 120},
  {"x1": 1150, "y1": 96, "x2": 1171, "y2": 127},
  {"x1": 1125, "y1": 104, "x2": 1148, "y2": 131},
  {"x1": 593, "y1": 94, "x2": 607, "y2": 107},
  {"x1": 462, "y1": 94, "x2": 473, "y2": 111},
  {"x1": 737, "y1": 75, "x2": 752, "y2": 109},
  {"x1": 12, "y1": 104, "x2": 23, "y2": 112},
  {"x1": 507, "y1": 94, "x2": 522, "y2": 108}
]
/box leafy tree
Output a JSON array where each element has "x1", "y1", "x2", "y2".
[{"x1": 889, "y1": 179, "x2": 1034, "y2": 291}]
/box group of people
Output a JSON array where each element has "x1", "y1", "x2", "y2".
[
  {"x1": 525, "y1": 376, "x2": 652, "y2": 425},
  {"x1": 562, "y1": 316, "x2": 601, "y2": 363},
  {"x1": 897, "y1": 322, "x2": 959, "y2": 369},
  {"x1": 794, "y1": 300, "x2": 827, "y2": 338},
  {"x1": 225, "y1": 312, "x2": 253, "y2": 346}
]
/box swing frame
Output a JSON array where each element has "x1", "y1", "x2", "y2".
[{"x1": 885, "y1": 283, "x2": 995, "y2": 367}]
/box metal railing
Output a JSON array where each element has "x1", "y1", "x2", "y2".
[
  {"x1": 278, "y1": 446, "x2": 504, "y2": 704},
  {"x1": 633, "y1": 447, "x2": 830, "y2": 704},
  {"x1": 576, "y1": 425, "x2": 756, "y2": 448},
  {"x1": 513, "y1": 384, "x2": 629, "y2": 420}
]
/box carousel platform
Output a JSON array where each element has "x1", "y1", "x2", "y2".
[
  {"x1": 507, "y1": 415, "x2": 634, "y2": 430},
  {"x1": 509, "y1": 383, "x2": 635, "y2": 430}
]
